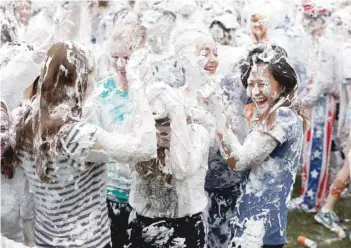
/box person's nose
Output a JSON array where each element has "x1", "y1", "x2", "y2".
[{"x1": 252, "y1": 85, "x2": 261, "y2": 96}]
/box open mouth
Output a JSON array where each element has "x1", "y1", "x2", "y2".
[
  {"x1": 204, "y1": 67, "x2": 216, "y2": 73},
  {"x1": 254, "y1": 98, "x2": 268, "y2": 107}
]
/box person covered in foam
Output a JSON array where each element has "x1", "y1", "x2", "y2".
[
  {"x1": 83, "y1": 23, "x2": 147, "y2": 248},
  {"x1": 210, "y1": 45, "x2": 305, "y2": 248},
  {"x1": 126, "y1": 46, "x2": 210, "y2": 248},
  {"x1": 11, "y1": 41, "x2": 156, "y2": 248},
  {"x1": 297, "y1": 3, "x2": 338, "y2": 212},
  {"x1": 314, "y1": 5, "x2": 351, "y2": 233},
  {"x1": 1, "y1": 99, "x2": 35, "y2": 247}
]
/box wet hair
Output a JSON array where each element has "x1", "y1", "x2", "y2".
[
  {"x1": 109, "y1": 24, "x2": 147, "y2": 54},
  {"x1": 98, "y1": 1, "x2": 109, "y2": 8},
  {"x1": 31, "y1": 76, "x2": 39, "y2": 98},
  {"x1": 14, "y1": 42, "x2": 95, "y2": 181},
  {"x1": 241, "y1": 45, "x2": 291, "y2": 89},
  {"x1": 1, "y1": 147, "x2": 15, "y2": 179},
  {"x1": 1, "y1": 101, "x2": 15, "y2": 179},
  {"x1": 240, "y1": 45, "x2": 307, "y2": 130}
]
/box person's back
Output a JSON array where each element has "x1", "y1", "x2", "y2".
[{"x1": 17, "y1": 116, "x2": 111, "y2": 248}]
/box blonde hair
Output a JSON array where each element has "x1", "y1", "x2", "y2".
[{"x1": 109, "y1": 24, "x2": 147, "y2": 54}]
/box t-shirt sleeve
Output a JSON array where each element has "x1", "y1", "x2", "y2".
[
  {"x1": 265, "y1": 107, "x2": 299, "y2": 145},
  {"x1": 61, "y1": 122, "x2": 99, "y2": 170}
]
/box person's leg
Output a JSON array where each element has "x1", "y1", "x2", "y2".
[
  {"x1": 315, "y1": 138, "x2": 350, "y2": 229},
  {"x1": 300, "y1": 95, "x2": 336, "y2": 211},
  {"x1": 173, "y1": 213, "x2": 206, "y2": 248},
  {"x1": 107, "y1": 199, "x2": 132, "y2": 248},
  {"x1": 230, "y1": 243, "x2": 284, "y2": 248},
  {"x1": 262, "y1": 245, "x2": 284, "y2": 248},
  {"x1": 205, "y1": 185, "x2": 241, "y2": 248},
  {"x1": 127, "y1": 212, "x2": 173, "y2": 248},
  {"x1": 324, "y1": 162, "x2": 350, "y2": 211}
]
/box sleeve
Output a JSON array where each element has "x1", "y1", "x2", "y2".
[
  {"x1": 265, "y1": 107, "x2": 298, "y2": 145},
  {"x1": 217, "y1": 108, "x2": 297, "y2": 171},
  {"x1": 61, "y1": 122, "x2": 99, "y2": 170},
  {"x1": 170, "y1": 124, "x2": 210, "y2": 180}
]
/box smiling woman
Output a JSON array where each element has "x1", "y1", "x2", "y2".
[{"x1": 209, "y1": 45, "x2": 306, "y2": 248}]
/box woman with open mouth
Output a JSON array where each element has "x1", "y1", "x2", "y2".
[{"x1": 210, "y1": 45, "x2": 306, "y2": 248}]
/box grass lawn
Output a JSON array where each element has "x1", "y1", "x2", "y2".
[{"x1": 286, "y1": 176, "x2": 351, "y2": 247}]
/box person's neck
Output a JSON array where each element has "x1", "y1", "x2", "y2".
[{"x1": 114, "y1": 75, "x2": 128, "y2": 92}]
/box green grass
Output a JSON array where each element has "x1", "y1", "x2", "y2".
[{"x1": 286, "y1": 176, "x2": 351, "y2": 247}]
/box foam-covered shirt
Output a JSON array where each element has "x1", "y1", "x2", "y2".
[
  {"x1": 231, "y1": 107, "x2": 303, "y2": 246},
  {"x1": 94, "y1": 77, "x2": 132, "y2": 204}
]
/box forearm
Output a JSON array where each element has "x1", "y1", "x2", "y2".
[
  {"x1": 218, "y1": 128, "x2": 278, "y2": 171},
  {"x1": 95, "y1": 128, "x2": 151, "y2": 163},
  {"x1": 169, "y1": 108, "x2": 192, "y2": 176}
]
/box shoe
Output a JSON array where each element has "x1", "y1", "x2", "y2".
[{"x1": 314, "y1": 210, "x2": 340, "y2": 231}]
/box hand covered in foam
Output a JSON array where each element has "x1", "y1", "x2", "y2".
[{"x1": 146, "y1": 81, "x2": 184, "y2": 120}]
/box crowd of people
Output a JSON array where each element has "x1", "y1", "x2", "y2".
[{"x1": 0, "y1": 0, "x2": 350, "y2": 248}]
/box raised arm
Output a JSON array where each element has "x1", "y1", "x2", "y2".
[{"x1": 218, "y1": 107, "x2": 298, "y2": 171}]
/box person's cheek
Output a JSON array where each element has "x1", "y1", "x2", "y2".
[{"x1": 197, "y1": 56, "x2": 208, "y2": 68}]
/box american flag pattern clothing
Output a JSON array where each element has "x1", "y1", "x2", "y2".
[{"x1": 300, "y1": 95, "x2": 336, "y2": 211}]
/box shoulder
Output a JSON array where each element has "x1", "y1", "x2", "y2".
[
  {"x1": 266, "y1": 107, "x2": 301, "y2": 144},
  {"x1": 276, "y1": 107, "x2": 297, "y2": 119}
]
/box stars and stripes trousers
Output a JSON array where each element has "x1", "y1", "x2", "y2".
[{"x1": 300, "y1": 94, "x2": 336, "y2": 211}]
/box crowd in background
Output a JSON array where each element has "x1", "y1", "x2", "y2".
[{"x1": 1, "y1": 0, "x2": 351, "y2": 248}]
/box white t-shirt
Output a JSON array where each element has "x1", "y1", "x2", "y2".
[
  {"x1": 1, "y1": 168, "x2": 34, "y2": 243},
  {"x1": 129, "y1": 123, "x2": 210, "y2": 218}
]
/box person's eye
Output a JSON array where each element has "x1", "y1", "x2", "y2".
[
  {"x1": 200, "y1": 50, "x2": 207, "y2": 57},
  {"x1": 1, "y1": 125, "x2": 7, "y2": 132}
]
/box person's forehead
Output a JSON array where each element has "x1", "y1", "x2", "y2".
[
  {"x1": 250, "y1": 64, "x2": 269, "y2": 78},
  {"x1": 251, "y1": 14, "x2": 264, "y2": 22},
  {"x1": 197, "y1": 40, "x2": 216, "y2": 50},
  {"x1": 110, "y1": 48, "x2": 131, "y2": 57}
]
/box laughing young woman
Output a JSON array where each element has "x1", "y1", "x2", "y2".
[{"x1": 212, "y1": 45, "x2": 305, "y2": 248}]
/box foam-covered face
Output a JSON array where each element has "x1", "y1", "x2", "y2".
[
  {"x1": 195, "y1": 40, "x2": 219, "y2": 75},
  {"x1": 15, "y1": 0, "x2": 31, "y2": 24},
  {"x1": 0, "y1": 108, "x2": 10, "y2": 156},
  {"x1": 247, "y1": 64, "x2": 282, "y2": 114},
  {"x1": 210, "y1": 23, "x2": 236, "y2": 46},
  {"x1": 251, "y1": 14, "x2": 267, "y2": 41},
  {"x1": 111, "y1": 49, "x2": 131, "y2": 79},
  {"x1": 142, "y1": 10, "x2": 175, "y2": 54},
  {"x1": 302, "y1": 13, "x2": 326, "y2": 33}
]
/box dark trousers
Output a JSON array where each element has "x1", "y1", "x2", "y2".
[
  {"x1": 233, "y1": 244, "x2": 284, "y2": 248},
  {"x1": 127, "y1": 212, "x2": 205, "y2": 248},
  {"x1": 106, "y1": 199, "x2": 132, "y2": 248},
  {"x1": 205, "y1": 185, "x2": 242, "y2": 248}
]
